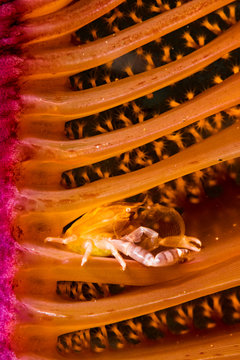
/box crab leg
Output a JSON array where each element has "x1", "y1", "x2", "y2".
[
  {"x1": 109, "y1": 225, "x2": 201, "y2": 267},
  {"x1": 122, "y1": 226, "x2": 158, "y2": 245},
  {"x1": 110, "y1": 239, "x2": 191, "y2": 267},
  {"x1": 80, "y1": 240, "x2": 93, "y2": 267},
  {"x1": 121, "y1": 226, "x2": 201, "y2": 253},
  {"x1": 44, "y1": 234, "x2": 77, "y2": 244}
]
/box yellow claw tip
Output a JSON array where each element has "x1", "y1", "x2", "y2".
[
  {"x1": 81, "y1": 258, "x2": 87, "y2": 267},
  {"x1": 120, "y1": 262, "x2": 127, "y2": 271}
]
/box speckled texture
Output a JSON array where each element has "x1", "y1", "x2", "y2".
[
  {"x1": 0, "y1": 177, "x2": 17, "y2": 360},
  {"x1": 0, "y1": 1, "x2": 21, "y2": 358},
  {"x1": 0, "y1": 1, "x2": 21, "y2": 48}
]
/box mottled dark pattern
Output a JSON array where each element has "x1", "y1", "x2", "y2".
[
  {"x1": 57, "y1": 287, "x2": 240, "y2": 354},
  {"x1": 73, "y1": 0, "x2": 190, "y2": 45},
  {"x1": 55, "y1": 3, "x2": 240, "y2": 354},
  {"x1": 56, "y1": 281, "x2": 125, "y2": 301},
  {"x1": 62, "y1": 2, "x2": 240, "y2": 210},
  {"x1": 70, "y1": 4, "x2": 238, "y2": 92}
]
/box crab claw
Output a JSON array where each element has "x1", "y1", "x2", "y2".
[{"x1": 159, "y1": 235, "x2": 202, "y2": 252}]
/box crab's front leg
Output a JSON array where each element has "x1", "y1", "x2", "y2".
[
  {"x1": 121, "y1": 227, "x2": 201, "y2": 252},
  {"x1": 159, "y1": 235, "x2": 202, "y2": 252},
  {"x1": 110, "y1": 226, "x2": 201, "y2": 267},
  {"x1": 110, "y1": 238, "x2": 191, "y2": 267},
  {"x1": 122, "y1": 226, "x2": 159, "y2": 250}
]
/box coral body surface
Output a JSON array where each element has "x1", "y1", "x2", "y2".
[{"x1": 1, "y1": 0, "x2": 240, "y2": 359}]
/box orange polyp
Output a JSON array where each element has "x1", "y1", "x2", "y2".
[
  {"x1": 20, "y1": 0, "x2": 73, "y2": 20},
  {"x1": 14, "y1": 122, "x2": 240, "y2": 244},
  {"x1": 23, "y1": 0, "x2": 234, "y2": 79},
  {"x1": 18, "y1": 75, "x2": 240, "y2": 189},
  {"x1": 12, "y1": 327, "x2": 240, "y2": 359},
  {"x1": 20, "y1": 0, "x2": 125, "y2": 45},
  {"x1": 16, "y1": 329, "x2": 240, "y2": 360},
  {"x1": 21, "y1": 24, "x2": 240, "y2": 121}
]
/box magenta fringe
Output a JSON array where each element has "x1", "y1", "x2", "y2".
[{"x1": 0, "y1": 1, "x2": 22, "y2": 359}]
